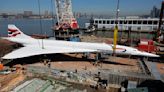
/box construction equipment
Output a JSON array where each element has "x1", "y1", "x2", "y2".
[
  {"x1": 54, "y1": 0, "x2": 79, "y2": 30},
  {"x1": 154, "y1": 1, "x2": 164, "y2": 56},
  {"x1": 53, "y1": 0, "x2": 80, "y2": 41},
  {"x1": 156, "y1": 1, "x2": 164, "y2": 43},
  {"x1": 0, "y1": 64, "x2": 4, "y2": 70}
]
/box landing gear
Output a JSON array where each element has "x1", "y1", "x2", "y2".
[
  {"x1": 82, "y1": 52, "x2": 105, "y2": 67},
  {"x1": 41, "y1": 55, "x2": 51, "y2": 67}
]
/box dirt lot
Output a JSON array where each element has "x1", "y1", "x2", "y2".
[
  {"x1": 29, "y1": 54, "x2": 141, "y2": 73},
  {"x1": 0, "y1": 39, "x2": 18, "y2": 58},
  {"x1": 0, "y1": 72, "x2": 26, "y2": 92},
  {"x1": 80, "y1": 35, "x2": 113, "y2": 43}
]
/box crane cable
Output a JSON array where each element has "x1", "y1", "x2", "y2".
[
  {"x1": 51, "y1": 0, "x2": 55, "y2": 25},
  {"x1": 37, "y1": 0, "x2": 44, "y2": 49}
]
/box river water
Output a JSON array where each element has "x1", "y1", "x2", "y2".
[
  {"x1": 0, "y1": 18, "x2": 90, "y2": 37},
  {"x1": 0, "y1": 18, "x2": 154, "y2": 40}
]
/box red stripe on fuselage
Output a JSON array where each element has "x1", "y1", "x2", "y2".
[
  {"x1": 8, "y1": 29, "x2": 18, "y2": 32},
  {"x1": 12, "y1": 32, "x2": 21, "y2": 37}
]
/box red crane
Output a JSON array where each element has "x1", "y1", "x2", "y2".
[{"x1": 54, "y1": 0, "x2": 79, "y2": 30}]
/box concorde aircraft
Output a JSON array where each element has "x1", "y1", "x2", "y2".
[{"x1": 1, "y1": 24, "x2": 159, "y2": 60}]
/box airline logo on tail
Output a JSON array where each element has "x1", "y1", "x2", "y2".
[
  {"x1": 8, "y1": 28, "x2": 21, "y2": 37},
  {"x1": 7, "y1": 24, "x2": 34, "y2": 39}
]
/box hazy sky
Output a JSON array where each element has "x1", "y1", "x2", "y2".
[{"x1": 0, "y1": 0, "x2": 162, "y2": 16}]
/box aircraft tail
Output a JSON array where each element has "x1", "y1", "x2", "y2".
[{"x1": 8, "y1": 24, "x2": 32, "y2": 39}]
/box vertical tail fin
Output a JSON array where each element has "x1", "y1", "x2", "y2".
[{"x1": 8, "y1": 24, "x2": 32, "y2": 39}]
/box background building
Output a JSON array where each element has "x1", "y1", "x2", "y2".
[
  {"x1": 23, "y1": 11, "x2": 33, "y2": 18},
  {"x1": 150, "y1": 6, "x2": 160, "y2": 18}
]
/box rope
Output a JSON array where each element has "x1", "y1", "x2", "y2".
[{"x1": 37, "y1": 0, "x2": 44, "y2": 49}]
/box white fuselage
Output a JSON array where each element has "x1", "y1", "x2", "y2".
[
  {"x1": 2, "y1": 24, "x2": 159, "y2": 60},
  {"x1": 5, "y1": 37, "x2": 147, "y2": 56}
]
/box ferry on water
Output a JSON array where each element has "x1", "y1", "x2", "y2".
[{"x1": 85, "y1": 17, "x2": 164, "y2": 31}]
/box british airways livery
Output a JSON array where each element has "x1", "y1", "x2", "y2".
[{"x1": 1, "y1": 24, "x2": 159, "y2": 60}]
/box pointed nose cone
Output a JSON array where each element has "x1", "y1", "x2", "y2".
[{"x1": 137, "y1": 51, "x2": 160, "y2": 57}]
